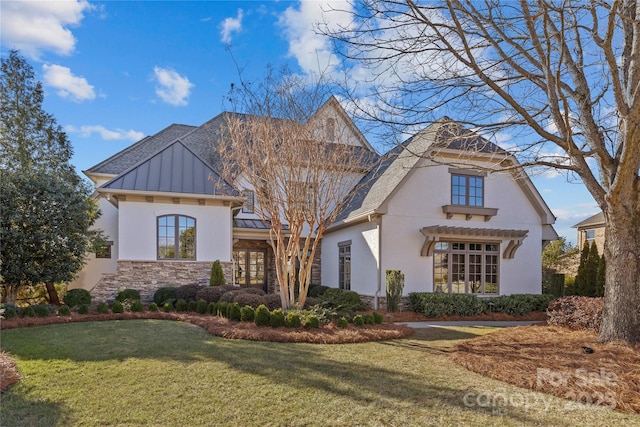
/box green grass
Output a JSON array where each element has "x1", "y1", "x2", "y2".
[{"x1": 1, "y1": 320, "x2": 637, "y2": 427}]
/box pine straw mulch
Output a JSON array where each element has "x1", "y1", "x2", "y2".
[{"x1": 450, "y1": 325, "x2": 640, "y2": 414}]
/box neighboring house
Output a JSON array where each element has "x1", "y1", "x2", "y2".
[
  {"x1": 573, "y1": 212, "x2": 605, "y2": 253},
  {"x1": 71, "y1": 99, "x2": 557, "y2": 306},
  {"x1": 321, "y1": 118, "x2": 558, "y2": 307}
]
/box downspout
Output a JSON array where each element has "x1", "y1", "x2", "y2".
[{"x1": 371, "y1": 214, "x2": 382, "y2": 310}]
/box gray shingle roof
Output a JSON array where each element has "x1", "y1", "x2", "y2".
[
  {"x1": 332, "y1": 118, "x2": 509, "y2": 226},
  {"x1": 86, "y1": 124, "x2": 196, "y2": 175},
  {"x1": 573, "y1": 212, "x2": 605, "y2": 228},
  {"x1": 101, "y1": 140, "x2": 236, "y2": 196}
]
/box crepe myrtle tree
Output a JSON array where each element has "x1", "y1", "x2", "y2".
[
  {"x1": 322, "y1": 1, "x2": 640, "y2": 344},
  {"x1": 218, "y1": 67, "x2": 372, "y2": 310}
]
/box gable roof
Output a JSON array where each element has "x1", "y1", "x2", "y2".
[
  {"x1": 86, "y1": 124, "x2": 196, "y2": 175},
  {"x1": 331, "y1": 118, "x2": 555, "y2": 230},
  {"x1": 573, "y1": 211, "x2": 605, "y2": 228},
  {"x1": 99, "y1": 140, "x2": 236, "y2": 197}
]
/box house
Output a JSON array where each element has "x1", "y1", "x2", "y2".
[
  {"x1": 321, "y1": 118, "x2": 558, "y2": 306},
  {"x1": 573, "y1": 212, "x2": 605, "y2": 253},
  {"x1": 71, "y1": 99, "x2": 557, "y2": 306}
]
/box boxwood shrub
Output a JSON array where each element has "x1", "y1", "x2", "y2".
[
  {"x1": 207, "y1": 302, "x2": 217, "y2": 315},
  {"x1": 97, "y1": 303, "x2": 109, "y2": 314},
  {"x1": 111, "y1": 301, "x2": 124, "y2": 313},
  {"x1": 130, "y1": 300, "x2": 144, "y2": 312},
  {"x1": 229, "y1": 302, "x2": 242, "y2": 321},
  {"x1": 3, "y1": 306, "x2": 18, "y2": 319},
  {"x1": 270, "y1": 308, "x2": 285, "y2": 327},
  {"x1": 285, "y1": 312, "x2": 302, "y2": 328},
  {"x1": 217, "y1": 302, "x2": 229, "y2": 318},
  {"x1": 163, "y1": 302, "x2": 173, "y2": 313},
  {"x1": 57, "y1": 305, "x2": 71, "y2": 316},
  {"x1": 175, "y1": 299, "x2": 188, "y2": 312},
  {"x1": 304, "y1": 314, "x2": 320, "y2": 329},
  {"x1": 153, "y1": 287, "x2": 177, "y2": 305},
  {"x1": 337, "y1": 316, "x2": 349, "y2": 328},
  {"x1": 148, "y1": 302, "x2": 159, "y2": 312},
  {"x1": 187, "y1": 300, "x2": 198, "y2": 312},
  {"x1": 22, "y1": 306, "x2": 35, "y2": 317},
  {"x1": 372, "y1": 311, "x2": 384, "y2": 324},
  {"x1": 352, "y1": 314, "x2": 364, "y2": 327},
  {"x1": 176, "y1": 284, "x2": 205, "y2": 302},
  {"x1": 196, "y1": 299, "x2": 208, "y2": 314},
  {"x1": 319, "y1": 288, "x2": 366, "y2": 313},
  {"x1": 34, "y1": 304, "x2": 51, "y2": 317},
  {"x1": 240, "y1": 305, "x2": 255, "y2": 322},
  {"x1": 64, "y1": 289, "x2": 91, "y2": 308},
  {"x1": 254, "y1": 304, "x2": 271, "y2": 326},
  {"x1": 409, "y1": 292, "x2": 556, "y2": 317}
]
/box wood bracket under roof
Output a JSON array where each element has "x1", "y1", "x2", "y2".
[{"x1": 420, "y1": 225, "x2": 528, "y2": 259}]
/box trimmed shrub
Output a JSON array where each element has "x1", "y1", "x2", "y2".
[
  {"x1": 363, "y1": 313, "x2": 375, "y2": 325},
  {"x1": 242, "y1": 288, "x2": 266, "y2": 296},
  {"x1": 34, "y1": 304, "x2": 51, "y2": 317},
  {"x1": 337, "y1": 316, "x2": 349, "y2": 328},
  {"x1": 97, "y1": 303, "x2": 109, "y2": 314},
  {"x1": 163, "y1": 302, "x2": 173, "y2": 313},
  {"x1": 78, "y1": 304, "x2": 90, "y2": 314},
  {"x1": 22, "y1": 306, "x2": 35, "y2": 317},
  {"x1": 308, "y1": 285, "x2": 330, "y2": 298},
  {"x1": 547, "y1": 296, "x2": 603, "y2": 331},
  {"x1": 285, "y1": 312, "x2": 302, "y2": 328},
  {"x1": 229, "y1": 303, "x2": 242, "y2": 321},
  {"x1": 209, "y1": 260, "x2": 226, "y2": 286},
  {"x1": 303, "y1": 297, "x2": 321, "y2": 308},
  {"x1": 320, "y1": 288, "x2": 365, "y2": 313},
  {"x1": 64, "y1": 289, "x2": 91, "y2": 308},
  {"x1": 386, "y1": 270, "x2": 405, "y2": 312},
  {"x1": 484, "y1": 294, "x2": 555, "y2": 316},
  {"x1": 57, "y1": 305, "x2": 71, "y2": 316},
  {"x1": 372, "y1": 311, "x2": 384, "y2": 324},
  {"x1": 304, "y1": 314, "x2": 320, "y2": 329},
  {"x1": 187, "y1": 300, "x2": 198, "y2": 312},
  {"x1": 148, "y1": 302, "x2": 159, "y2": 312},
  {"x1": 264, "y1": 294, "x2": 282, "y2": 310},
  {"x1": 111, "y1": 301, "x2": 124, "y2": 313},
  {"x1": 4, "y1": 307, "x2": 18, "y2": 319},
  {"x1": 175, "y1": 284, "x2": 205, "y2": 302},
  {"x1": 175, "y1": 299, "x2": 188, "y2": 312},
  {"x1": 116, "y1": 288, "x2": 141, "y2": 302},
  {"x1": 408, "y1": 293, "x2": 484, "y2": 317},
  {"x1": 217, "y1": 301, "x2": 229, "y2": 318},
  {"x1": 196, "y1": 286, "x2": 231, "y2": 303},
  {"x1": 130, "y1": 300, "x2": 144, "y2": 312},
  {"x1": 240, "y1": 305, "x2": 255, "y2": 322},
  {"x1": 352, "y1": 314, "x2": 364, "y2": 326},
  {"x1": 196, "y1": 299, "x2": 208, "y2": 314},
  {"x1": 219, "y1": 291, "x2": 238, "y2": 304},
  {"x1": 153, "y1": 287, "x2": 177, "y2": 305},
  {"x1": 207, "y1": 302, "x2": 217, "y2": 315},
  {"x1": 254, "y1": 304, "x2": 271, "y2": 326},
  {"x1": 270, "y1": 308, "x2": 285, "y2": 327},
  {"x1": 233, "y1": 292, "x2": 266, "y2": 308}
]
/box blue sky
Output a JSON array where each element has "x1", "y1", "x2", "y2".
[{"x1": 0, "y1": 0, "x2": 599, "y2": 243}]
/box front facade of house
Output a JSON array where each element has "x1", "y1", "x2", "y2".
[
  {"x1": 573, "y1": 212, "x2": 605, "y2": 253},
  {"x1": 72, "y1": 101, "x2": 557, "y2": 306}
]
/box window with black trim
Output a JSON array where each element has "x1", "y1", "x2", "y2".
[
  {"x1": 242, "y1": 190, "x2": 255, "y2": 214},
  {"x1": 338, "y1": 241, "x2": 351, "y2": 290},
  {"x1": 157, "y1": 215, "x2": 196, "y2": 260},
  {"x1": 433, "y1": 241, "x2": 499, "y2": 294},
  {"x1": 452, "y1": 174, "x2": 484, "y2": 207},
  {"x1": 96, "y1": 241, "x2": 113, "y2": 259}
]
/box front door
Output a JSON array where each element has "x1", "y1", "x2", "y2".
[{"x1": 233, "y1": 249, "x2": 266, "y2": 291}]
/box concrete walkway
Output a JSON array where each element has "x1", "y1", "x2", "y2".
[{"x1": 396, "y1": 320, "x2": 543, "y2": 328}]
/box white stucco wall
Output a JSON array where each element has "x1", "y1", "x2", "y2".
[
  {"x1": 118, "y1": 200, "x2": 233, "y2": 262},
  {"x1": 68, "y1": 197, "x2": 119, "y2": 291},
  {"x1": 321, "y1": 221, "x2": 379, "y2": 295}
]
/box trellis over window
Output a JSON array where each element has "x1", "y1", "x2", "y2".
[{"x1": 419, "y1": 225, "x2": 528, "y2": 259}]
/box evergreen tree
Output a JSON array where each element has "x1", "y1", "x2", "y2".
[
  {"x1": 573, "y1": 241, "x2": 590, "y2": 296},
  {"x1": 596, "y1": 254, "x2": 606, "y2": 297},
  {"x1": 0, "y1": 51, "x2": 98, "y2": 305},
  {"x1": 209, "y1": 260, "x2": 226, "y2": 286},
  {"x1": 583, "y1": 241, "x2": 600, "y2": 296}
]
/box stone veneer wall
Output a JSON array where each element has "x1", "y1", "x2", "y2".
[
  {"x1": 360, "y1": 295, "x2": 410, "y2": 311},
  {"x1": 91, "y1": 260, "x2": 233, "y2": 303}
]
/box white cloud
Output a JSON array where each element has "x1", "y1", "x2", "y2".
[
  {"x1": 66, "y1": 124, "x2": 144, "y2": 142},
  {"x1": 152, "y1": 66, "x2": 194, "y2": 107},
  {"x1": 279, "y1": 1, "x2": 353, "y2": 75},
  {"x1": 42, "y1": 64, "x2": 95, "y2": 102},
  {"x1": 219, "y1": 9, "x2": 243, "y2": 44},
  {"x1": 0, "y1": 0, "x2": 93, "y2": 59}
]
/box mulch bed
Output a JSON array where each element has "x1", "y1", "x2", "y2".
[{"x1": 450, "y1": 325, "x2": 640, "y2": 414}]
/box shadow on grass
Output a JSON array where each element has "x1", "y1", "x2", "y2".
[
  {"x1": 0, "y1": 320, "x2": 585, "y2": 426},
  {"x1": 1, "y1": 386, "x2": 63, "y2": 427}
]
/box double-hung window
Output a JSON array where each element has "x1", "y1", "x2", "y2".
[{"x1": 157, "y1": 215, "x2": 196, "y2": 260}]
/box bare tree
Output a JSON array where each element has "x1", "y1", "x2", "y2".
[
  {"x1": 322, "y1": 0, "x2": 639, "y2": 344},
  {"x1": 219, "y1": 69, "x2": 374, "y2": 310}
]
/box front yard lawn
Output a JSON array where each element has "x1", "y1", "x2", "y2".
[{"x1": 1, "y1": 320, "x2": 637, "y2": 426}]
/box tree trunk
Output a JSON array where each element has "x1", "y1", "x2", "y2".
[
  {"x1": 45, "y1": 281, "x2": 61, "y2": 306},
  {"x1": 599, "y1": 206, "x2": 640, "y2": 344},
  {"x1": 1, "y1": 284, "x2": 19, "y2": 305}
]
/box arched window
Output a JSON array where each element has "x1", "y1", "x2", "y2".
[{"x1": 157, "y1": 215, "x2": 196, "y2": 260}]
